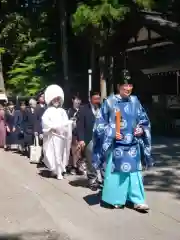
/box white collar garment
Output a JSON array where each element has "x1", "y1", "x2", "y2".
[{"x1": 90, "y1": 103, "x2": 99, "y2": 116}]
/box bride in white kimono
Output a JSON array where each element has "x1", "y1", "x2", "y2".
[{"x1": 42, "y1": 84, "x2": 72, "y2": 180}]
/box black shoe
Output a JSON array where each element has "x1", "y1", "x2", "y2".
[
  {"x1": 88, "y1": 182, "x2": 100, "y2": 191},
  {"x1": 76, "y1": 168, "x2": 86, "y2": 176},
  {"x1": 37, "y1": 161, "x2": 45, "y2": 168},
  {"x1": 70, "y1": 167, "x2": 77, "y2": 175}
]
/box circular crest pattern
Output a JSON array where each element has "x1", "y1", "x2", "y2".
[
  {"x1": 128, "y1": 147, "x2": 137, "y2": 157},
  {"x1": 114, "y1": 148, "x2": 123, "y2": 158},
  {"x1": 120, "y1": 119, "x2": 127, "y2": 129},
  {"x1": 121, "y1": 162, "x2": 131, "y2": 172},
  {"x1": 124, "y1": 134, "x2": 132, "y2": 143}
]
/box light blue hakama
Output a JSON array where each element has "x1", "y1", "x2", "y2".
[{"x1": 102, "y1": 152, "x2": 145, "y2": 206}]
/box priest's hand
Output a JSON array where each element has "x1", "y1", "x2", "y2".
[
  {"x1": 78, "y1": 141, "x2": 85, "y2": 150},
  {"x1": 116, "y1": 132, "x2": 123, "y2": 140},
  {"x1": 6, "y1": 126, "x2": 10, "y2": 132},
  {"x1": 134, "y1": 126, "x2": 143, "y2": 136},
  {"x1": 51, "y1": 128, "x2": 56, "y2": 133}
]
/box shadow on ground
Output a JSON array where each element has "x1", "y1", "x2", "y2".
[
  {"x1": 69, "y1": 137, "x2": 180, "y2": 201},
  {"x1": 38, "y1": 169, "x2": 53, "y2": 179},
  {"x1": 0, "y1": 231, "x2": 69, "y2": 240},
  {"x1": 144, "y1": 137, "x2": 180, "y2": 200},
  {"x1": 69, "y1": 178, "x2": 88, "y2": 189}
]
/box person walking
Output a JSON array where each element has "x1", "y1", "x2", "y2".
[
  {"x1": 0, "y1": 104, "x2": 6, "y2": 148},
  {"x1": 67, "y1": 95, "x2": 82, "y2": 175},
  {"x1": 42, "y1": 84, "x2": 72, "y2": 180},
  {"x1": 14, "y1": 101, "x2": 27, "y2": 153},
  {"x1": 23, "y1": 99, "x2": 38, "y2": 157},
  {"x1": 93, "y1": 70, "x2": 153, "y2": 211},
  {"x1": 5, "y1": 101, "x2": 18, "y2": 150},
  {"x1": 76, "y1": 90, "x2": 101, "y2": 189}
]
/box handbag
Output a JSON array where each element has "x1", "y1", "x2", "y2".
[{"x1": 30, "y1": 136, "x2": 42, "y2": 163}]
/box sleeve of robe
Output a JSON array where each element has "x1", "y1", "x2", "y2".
[
  {"x1": 136, "y1": 98, "x2": 153, "y2": 168},
  {"x1": 92, "y1": 98, "x2": 116, "y2": 168},
  {"x1": 42, "y1": 108, "x2": 69, "y2": 135}
]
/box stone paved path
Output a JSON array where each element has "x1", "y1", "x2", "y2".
[{"x1": 0, "y1": 137, "x2": 180, "y2": 240}]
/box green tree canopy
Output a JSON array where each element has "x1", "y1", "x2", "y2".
[
  {"x1": 71, "y1": 0, "x2": 155, "y2": 46},
  {"x1": 0, "y1": 0, "x2": 57, "y2": 96},
  {"x1": 7, "y1": 50, "x2": 55, "y2": 96}
]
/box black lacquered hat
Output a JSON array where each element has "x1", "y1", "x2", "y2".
[{"x1": 119, "y1": 69, "x2": 133, "y2": 85}]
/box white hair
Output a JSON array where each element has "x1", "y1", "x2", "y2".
[
  {"x1": 44, "y1": 84, "x2": 64, "y2": 106},
  {"x1": 29, "y1": 98, "x2": 37, "y2": 105}
]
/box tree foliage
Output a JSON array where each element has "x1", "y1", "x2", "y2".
[
  {"x1": 7, "y1": 50, "x2": 55, "y2": 96},
  {"x1": 0, "y1": 0, "x2": 180, "y2": 97},
  {"x1": 0, "y1": 0, "x2": 57, "y2": 96},
  {"x1": 71, "y1": 0, "x2": 155, "y2": 46},
  {"x1": 72, "y1": 0, "x2": 130, "y2": 46}
]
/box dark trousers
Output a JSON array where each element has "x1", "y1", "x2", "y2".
[{"x1": 84, "y1": 141, "x2": 98, "y2": 184}]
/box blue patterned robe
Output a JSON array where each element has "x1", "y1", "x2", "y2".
[
  {"x1": 93, "y1": 94, "x2": 152, "y2": 206},
  {"x1": 93, "y1": 94, "x2": 153, "y2": 173}
]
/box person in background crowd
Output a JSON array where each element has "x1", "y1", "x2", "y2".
[
  {"x1": 35, "y1": 93, "x2": 46, "y2": 165},
  {"x1": 42, "y1": 85, "x2": 72, "y2": 180},
  {"x1": 5, "y1": 101, "x2": 18, "y2": 150},
  {"x1": 76, "y1": 90, "x2": 101, "y2": 189},
  {"x1": 93, "y1": 70, "x2": 152, "y2": 211},
  {"x1": 0, "y1": 104, "x2": 6, "y2": 148},
  {"x1": 67, "y1": 95, "x2": 81, "y2": 119},
  {"x1": 23, "y1": 98, "x2": 37, "y2": 157},
  {"x1": 35, "y1": 93, "x2": 46, "y2": 144},
  {"x1": 14, "y1": 101, "x2": 27, "y2": 153},
  {"x1": 67, "y1": 95, "x2": 82, "y2": 175}
]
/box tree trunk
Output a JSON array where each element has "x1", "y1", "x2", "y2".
[
  {"x1": 0, "y1": 54, "x2": 5, "y2": 91},
  {"x1": 60, "y1": 0, "x2": 69, "y2": 106},
  {"x1": 108, "y1": 56, "x2": 114, "y2": 95},
  {"x1": 99, "y1": 56, "x2": 108, "y2": 101}
]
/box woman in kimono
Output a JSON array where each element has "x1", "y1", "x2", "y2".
[
  {"x1": 0, "y1": 104, "x2": 6, "y2": 148},
  {"x1": 93, "y1": 70, "x2": 153, "y2": 211},
  {"x1": 42, "y1": 84, "x2": 72, "y2": 180},
  {"x1": 5, "y1": 101, "x2": 18, "y2": 150}
]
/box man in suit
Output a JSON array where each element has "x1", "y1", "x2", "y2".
[
  {"x1": 34, "y1": 93, "x2": 46, "y2": 165},
  {"x1": 76, "y1": 90, "x2": 101, "y2": 190},
  {"x1": 23, "y1": 98, "x2": 38, "y2": 157},
  {"x1": 67, "y1": 95, "x2": 82, "y2": 175}
]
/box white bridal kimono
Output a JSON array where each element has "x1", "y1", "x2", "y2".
[{"x1": 42, "y1": 106, "x2": 72, "y2": 177}]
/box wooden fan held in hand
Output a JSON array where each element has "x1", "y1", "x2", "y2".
[{"x1": 115, "y1": 111, "x2": 122, "y2": 140}]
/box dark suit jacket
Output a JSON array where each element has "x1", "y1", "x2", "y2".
[
  {"x1": 35, "y1": 104, "x2": 46, "y2": 134},
  {"x1": 23, "y1": 108, "x2": 38, "y2": 135},
  {"x1": 14, "y1": 109, "x2": 26, "y2": 131},
  {"x1": 76, "y1": 103, "x2": 95, "y2": 146}
]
